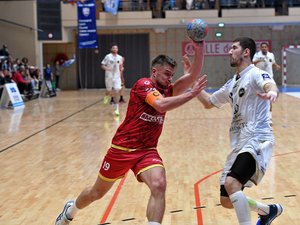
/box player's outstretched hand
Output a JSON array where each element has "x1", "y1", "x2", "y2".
[
  {"x1": 190, "y1": 74, "x2": 207, "y2": 97},
  {"x1": 257, "y1": 90, "x2": 278, "y2": 102}
]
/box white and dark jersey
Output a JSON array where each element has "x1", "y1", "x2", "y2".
[
  {"x1": 253, "y1": 51, "x2": 276, "y2": 78},
  {"x1": 210, "y1": 64, "x2": 275, "y2": 151},
  {"x1": 101, "y1": 53, "x2": 123, "y2": 79},
  {"x1": 210, "y1": 64, "x2": 276, "y2": 186}
]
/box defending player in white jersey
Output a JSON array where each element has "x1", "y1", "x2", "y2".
[{"x1": 197, "y1": 37, "x2": 283, "y2": 225}]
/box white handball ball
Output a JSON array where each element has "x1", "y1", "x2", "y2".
[{"x1": 186, "y1": 19, "x2": 208, "y2": 42}]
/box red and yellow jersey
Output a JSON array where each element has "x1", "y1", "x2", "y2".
[{"x1": 111, "y1": 78, "x2": 173, "y2": 151}]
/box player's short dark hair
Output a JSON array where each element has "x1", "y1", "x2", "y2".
[
  {"x1": 233, "y1": 37, "x2": 256, "y2": 60},
  {"x1": 260, "y1": 42, "x2": 269, "y2": 47},
  {"x1": 151, "y1": 55, "x2": 177, "y2": 69}
]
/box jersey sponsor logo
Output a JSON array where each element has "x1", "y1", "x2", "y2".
[
  {"x1": 229, "y1": 92, "x2": 233, "y2": 102},
  {"x1": 230, "y1": 122, "x2": 247, "y2": 132},
  {"x1": 145, "y1": 87, "x2": 156, "y2": 93},
  {"x1": 234, "y1": 104, "x2": 239, "y2": 114},
  {"x1": 140, "y1": 112, "x2": 164, "y2": 124},
  {"x1": 152, "y1": 158, "x2": 162, "y2": 163},
  {"x1": 262, "y1": 73, "x2": 271, "y2": 80},
  {"x1": 238, "y1": 88, "x2": 245, "y2": 97}
]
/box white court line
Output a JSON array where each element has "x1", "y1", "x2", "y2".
[{"x1": 285, "y1": 92, "x2": 300, "y2": 99}]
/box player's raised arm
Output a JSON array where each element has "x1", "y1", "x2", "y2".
[
  {"x1": 173, "y1": 41, "x2": 205, "y2": 96},
  {"x1": 150, "y1": 75, "x2": 207, "y2": 113},
  {"x1": 197, "y1": 89, "x2": 214, "y2": 109}
]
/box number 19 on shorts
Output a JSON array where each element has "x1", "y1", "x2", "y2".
[{"x1": 102, "y1": 161, "x2": 110, "y2": 171}]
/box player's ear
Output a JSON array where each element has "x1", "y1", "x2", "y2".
[
  {"x1": 152, "y1": 67, "x2": 157, "y2": 77},
  {"x1": 244, "y1": 48, "x2": 250, "y2": 57}
]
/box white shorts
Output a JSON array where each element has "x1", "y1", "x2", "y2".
[
  {"x1": 220, "y1": 138, "x2": 273, "y2": 187},
  {"x1": 105, "y1": 74, "x2": 121, "y2": 91}
]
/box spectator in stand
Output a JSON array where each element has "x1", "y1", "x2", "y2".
[
  {"x1": 1, "y1": 59, "x2": 10, "y2": 71},
  {"x1": 0, "y1": 69, "x2": 14, "y2": 98},
  {"x1": 29, "y1": 66, "x2": 42, "y2": 91},
  {"x1": 12, "y1": 58, "x2": 22, "y2": 72},
  {"x1": 22, "y1": 66, "x2": 32, "y2": 81},
  {"x1": 0, "y1": 69, "x2": 5, "y2": 98},
  {"x1": 0, "y1": 45, "x2": 10, "y2": 61},
  {"x1": 12, "y1": 66, "x2": 34, "y2": 97},
  {"x1": 21, "y1": 57, "x2": 29, "y2": 68},
  {"x1": 2, "y1": 69, "x2": 14, "y2": 84},
  {"x1": 208, "y1": 0, "x2": 215, "y2": 8}
]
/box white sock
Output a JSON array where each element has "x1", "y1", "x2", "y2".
[
  {"x1": 229, "y1": 191, "x2": 252, "y2": 225},
  {"x1": 66, "y1": 201, "x2": 79, "y2": 219},
  {"x1": 247, "y1": 197, "x2": 270, "y2": 216},
  {"x1": 148, "y1": 222, "x2": 161, "y2": 225}
]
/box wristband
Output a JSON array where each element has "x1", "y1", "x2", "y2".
[{"x1": 268, "y1": 90, "x2": 277, "y2": 98}]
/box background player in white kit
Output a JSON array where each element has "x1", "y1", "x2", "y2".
[
  {"x1": 197, "y1": 37, "x2": 283, "y2": 225},
  {"x1": 101, "y1": 44, "x2": 124, "y2": 116},
  {"x1": 253, "y1": 42, "x2": 281, "y2": 77},
  {"x1": 253, "y1": 42, "x2": 281, "y2": 124}
]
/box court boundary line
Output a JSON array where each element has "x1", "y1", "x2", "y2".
[
  {"x1": 99, "y1": 172, "x2": 128, "y2": 224},
  {"x1": 97, "y1": 150, "x2": 300, "y2": 224},
  {"x1": 194, "y1": 169, "x2": 223, "y2": 225},
  {"x1": 193, "y1": 150, "x2": 300, "y2": 225},
  {"x1": 0, "y1": 100, "x2": 101, "y2": 154}
]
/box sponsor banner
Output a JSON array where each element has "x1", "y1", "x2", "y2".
[
  {"x1": 0, "y1": 83, "x2": 25, "y2": 109},
  {"x1": 182, "y1": 40, "x2": 272, "y2": 56},
  {"x1": 77, "y1": 0, "x2": 98, "y2": 49}
]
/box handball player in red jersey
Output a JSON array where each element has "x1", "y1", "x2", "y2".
[{"x1": 55, "y1": 41, "x2": 207, "y2": 225}]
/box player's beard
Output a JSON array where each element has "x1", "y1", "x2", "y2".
[
  {"x1": 157, "y1": 81, "x2": 169, "y2": 90},
  {"x1": 230, "y1": 56, "x2": 243, "y2": 67}
]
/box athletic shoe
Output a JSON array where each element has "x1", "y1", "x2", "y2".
[
  {"x1": 103, "y1": 96, "x2": 109, "y2": 105},
  {"x1": 256, "y1": 204, "x2": 283, "y2": 225},
  {"x1": 114, "y1": 109, "x2": 120, "y2": 116},
  {"x1": 110, "y1": 98, "x2": 116, "y2": 105},
  {"x1": 55, "y1": 200, "x2": 74, "y2": 225},
  {"x1": 119, "y1": 99, "x2": 126, "y2": 104}
]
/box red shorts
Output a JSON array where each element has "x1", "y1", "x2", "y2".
[{"x1": 99, "y1": 147, "x2": 164, "y2": 182}]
